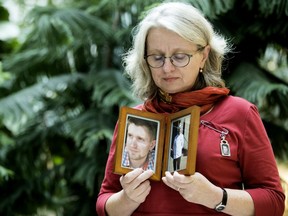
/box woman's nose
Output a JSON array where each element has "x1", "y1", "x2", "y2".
[{"x1": 162, "y1": 58, "x2": 176, "y2": 73}]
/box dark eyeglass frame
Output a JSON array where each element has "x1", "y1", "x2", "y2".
[{"x1": 144, "y1": 47, "x2": 205, "y2": 68}]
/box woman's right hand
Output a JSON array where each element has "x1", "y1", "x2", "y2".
[{"x1": 120, "y1": 168, "x2": 154, "y2": 204}]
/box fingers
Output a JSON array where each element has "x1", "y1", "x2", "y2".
[
  {"x1": 121, "y1": 168, "x2": 144, "y2": 184},
  {"x1": 120, "y1": 168, "x2": 154, "y2": 193},
  {"x1": 122, "y1": 168, "x2": 153, "y2": 185},
  {"x1": 162, "y1": 171, "x2": 181, "y2": 191},
  {"x1": 162, "y1": 171, "x2": 194, "y2": 191},
  {"x1": 130, "y1": 179, "x2": 152, "y2": 202},
  {"x1": 120, "y1": 169, "x2": 154, "y2": 204},
  {"x1": 173, "y1": 171, "x2": 194, "y2": 184}
]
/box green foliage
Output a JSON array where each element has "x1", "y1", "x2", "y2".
[
  {"x1": 228, "y1": 62, "x2": 288, "y2": 118},
  {"x1": 0, "y1": 62, "x2": 12, "y2": 85},
  {"x1": 188, "y1": 0, "x2": 235, "y2": 19},
  {"x1": 0, "y1": 4, "x2": 9, "y2": 20},
  {"x1": 91, "y1": 69, "x2": 140, "y2": 108},
  {"x1": 0, "y1": 0, "x2": 287, "y2": 215},
  {"x1": 0, "y1": 165, "x2": 14, "y2": 182},
  {"x1": 0, "y1": 0, "x2": 140, "y2": 215},
  {"x1": 244, "y1": 0, "x2": 288, "y2": 16}
]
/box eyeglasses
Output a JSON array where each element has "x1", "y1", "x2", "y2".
[
  {"x1": 144, "y1": 53, "x2": 194, "y2": 68},
  {"x1": 144, "y1": 46, "x2": 206, "y2": 68}
]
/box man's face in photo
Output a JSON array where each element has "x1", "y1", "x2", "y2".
[{"x1": 126, "y1": 123, "x2": 155, "y2": 162}]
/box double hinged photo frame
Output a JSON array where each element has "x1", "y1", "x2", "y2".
[{"x1": 114, "y1": 106, "x2": 200, "y2": 181}]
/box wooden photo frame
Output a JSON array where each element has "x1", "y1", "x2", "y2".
[
  {"x1": 114, "y1": 106, "x2": 200, "y2": 181},
  {"x1": 162, "y1": 107, "x2": 200, "y2": 177},
  {"x1": 114, "y1": 107, "x2": 165, "y2": 181}
]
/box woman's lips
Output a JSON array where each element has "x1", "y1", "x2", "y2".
[{"x1": 163, "y1": 77, "x2": 178, "y2": 82}]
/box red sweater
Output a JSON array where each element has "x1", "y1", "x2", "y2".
[{"x1": 96, "y1": 96, "x2": 285, "y2": 215}]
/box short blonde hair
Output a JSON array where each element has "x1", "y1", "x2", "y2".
[{"x1": 123, "y1": 1, "x2": 230, "y2": 100}]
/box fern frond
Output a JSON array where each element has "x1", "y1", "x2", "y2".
[
  {"x1": 65, "y1": 108, "x2": 116, "y2": 156},
  {"x1": 0, "y1": 74, "x2": 85, "y2": 134},
  {"x1": 24, "y1": 6, "x2": 112, "y2": 49},
  {"x1": 0, "y1": 165, "x2": 14, "y2": 183},
  {"x1": 90, "y1": 69, "x2": 140, "y2": 108},
  {"x1": 189, "y1": 0, "x2": 235, "y2": 19},
  {"x1": 259, "y1": 44, "x2": 288, "y2": 84},
  {"x1": 258, "y1": 0, "x2": 288, "y2": 16},
  {"x1": 227, "y1": 62, "x2": 288, "y2": 122}
]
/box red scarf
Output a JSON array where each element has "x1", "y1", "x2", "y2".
[{"x1": 143, "y1": 87, "x2": 230, "y2": 115}]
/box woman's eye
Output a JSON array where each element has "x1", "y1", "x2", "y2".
[
  {"x1": 173, "y1": 54, "x2": 186, "y2": 60},
  {"x1": 153, "y1": 55, "x2": 163, "y2": 61}
]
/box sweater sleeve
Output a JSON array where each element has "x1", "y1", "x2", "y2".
[
  {"x1": 96, "y1": 105, "x2": 144, "y2": 215},
  {"x1": 96, "y1": 122, "x2": 122, "y2": 216},
  {"x1": 238, "y1": 105, "x2": 285, "y2": 216}
]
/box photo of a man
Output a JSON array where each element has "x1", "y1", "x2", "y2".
[
  {"x1": 168, "y1": 116, "x2": 190, "y2": 172},
  {"x1": 172, "y1": 127, "x2": 184, "y2": 171},
  {"x1": 121, "y1": 116, "x2": 158, "y2": 171}
]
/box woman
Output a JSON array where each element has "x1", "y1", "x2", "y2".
[{"x1": 96, "y1": 2, "x2": 285, "y2": 216}]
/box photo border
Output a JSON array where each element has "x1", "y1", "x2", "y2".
[
  {"x1": 114, "y1": 107, "x2": 165, "y2": 181},
  {"x1": 163, "y1": 106, "x2": 200, "y2": 176}
]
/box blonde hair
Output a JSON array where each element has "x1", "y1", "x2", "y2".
[{"x1": 123, "y1": 1, "x2": 230, "y2": 100}]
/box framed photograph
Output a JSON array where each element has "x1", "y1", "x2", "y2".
[
  {"x1": 162, "y1": 107, "x2": 200, "y2": 176},
  {"x1": 114, "y1": 107, "x2": 165, "y2": 181},
  {"x1": 114, "y1": 106, "x2": 200, "y2": 181}
]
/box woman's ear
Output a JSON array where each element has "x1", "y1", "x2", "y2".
[{"x1": 200, "y1": 45, "x2": 211, "y2": 66}]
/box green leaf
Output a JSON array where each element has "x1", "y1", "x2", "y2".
[
  {"x1": 90, "y1": 69, "x2": 140, "y2": 108},
  {"x1": 0, "y1": 165, "x2": 14, "y2": 183},
  {"x1": 227, "y1": 61, "x2": 288, "y2": 125},
  {"x1": 0, "y1": 74, "x2": 85, "y2": 134}
]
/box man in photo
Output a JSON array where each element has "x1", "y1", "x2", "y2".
[
  {"x1": 122, "y1": 117, "x2": 157, "y2": 171},
  {"x1": 172, "y1": 126, "x2": 184, "y2": 171}
]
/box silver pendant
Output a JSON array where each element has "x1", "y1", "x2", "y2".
[
  {"x1": 200, "y1": 120, "x2": 231, "y2": 157},
  {"x1": 220, "y1": 135, "x2": 230, "y2": 156}
]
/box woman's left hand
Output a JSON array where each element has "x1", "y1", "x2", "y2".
[{"x1": 162, "y1": 171, "x2": 222, "y2": 209}]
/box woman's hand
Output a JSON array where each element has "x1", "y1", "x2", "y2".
[
  {"x1": 162, "y1": 171, "x2": 222, "y2": 209},
  {"x1": 120, "y1": 168, "x2": 154, "y2": 204},
  {"x1": 105, "y1": 168, "x2": 154, "y2": 216}
]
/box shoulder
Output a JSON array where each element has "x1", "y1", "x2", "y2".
[
  {"x1": 217, "y1": 95, "x2": 257, "y2": 115},
  {"x1": 220, "y1": 95, "x2": 255, "y2": 109},
  {"x1": 209, "y1": 95, "x2": 260, "y2": 123}
]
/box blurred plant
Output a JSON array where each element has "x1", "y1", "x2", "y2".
[{"x1": 0, "y1": 0, "x2": 142, "y2": 215}]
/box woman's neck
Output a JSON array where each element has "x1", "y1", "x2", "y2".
[{"x1": 158, "y1": 89, "x2": 172, "y2": 103}]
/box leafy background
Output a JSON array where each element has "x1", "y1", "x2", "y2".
[{"x1": 0, "y1": 0, "x2": 287, "y2": 215}]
